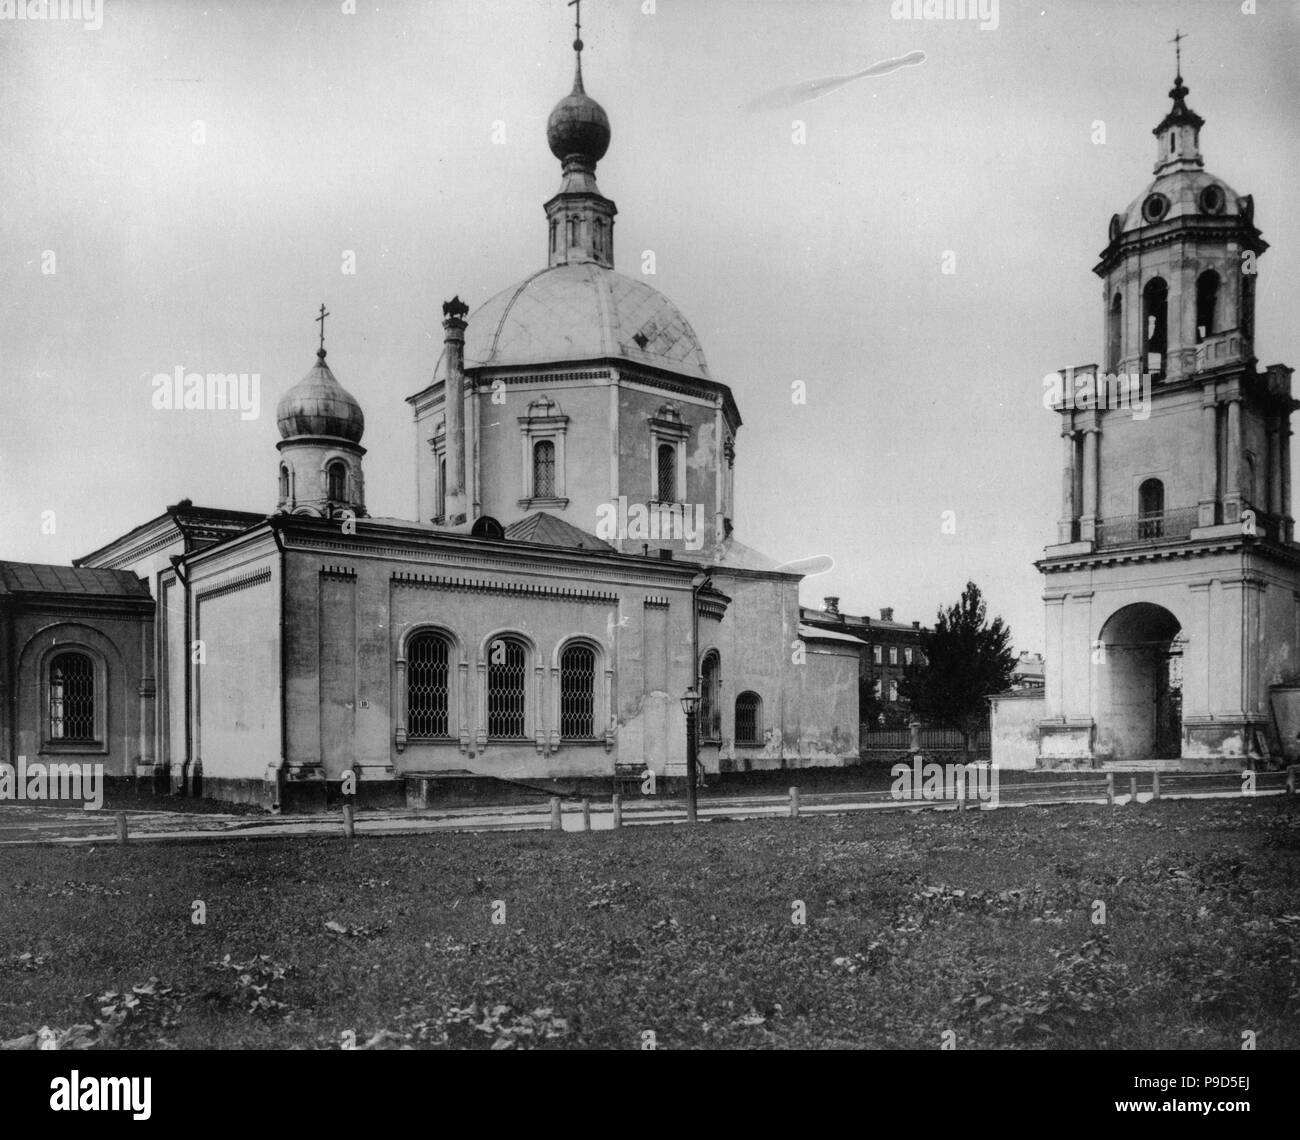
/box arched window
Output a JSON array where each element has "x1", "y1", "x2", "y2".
[
  {"x1": 1108, "y1": 291, "x2": 1123, "y2": 370},
  {"x1": 699, "y1": 651, "x2": 721, "y2": 742},
  {"x1": 657, "y1": 442, "x2": 676, "y2": 503},
  {"x1": 1196, "y1": 270, "x2": 1220, "y2": 342},
  {"x1": 559, "y1": 643, "x2": 597, "y2": 739},
  {"x1": 486, "y1": 637, "x2": 528, "y2": 739},
  {"x1": 49, "y1": 652, "x2": 95, "y2": 741},
  {"x1": 735, "y1": 691, "x2": 762, "y2": 746},
  {"x1": 407, "y1": 633, "x2": 450, "y2": 738},
  {"x1": 327, "y1": 460, "x2": 347, "y2": 502},
  {"x1": 1143, "y1": 278, "x2": 1168, "y2": 376},
  {"x1": 533, "y1": 439, "x2": 556, "y2": 498},
  {"x1": 279, "y1": 464, "x2": 290, "y2": 501},
  {"x1": 1138, "y1": 478, "x2": 1164, "y2": 539}
]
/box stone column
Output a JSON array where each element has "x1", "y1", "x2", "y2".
[
  {"x1": 1281, "y1": 422, "x2": 1293, "y2": 530},
  {"x1": 1199, "y1": 398, "x2": 1219, "y2": 527},
  {"x1": 1058, "y1": 430, "x2": 1077, "y2": 543},
  {"x1": 394, "y1": 655, "x2": 408, "y2": 751},
  {"x1": 1080, "y1": 427, "x2": 1100, "y2": 542},
  {"x1": 1267, "y1": 417, "x2": 1282, "y2": 519},
  {"x1": 1224, "y1": 397, "x2": 1243, "y2": 520}
]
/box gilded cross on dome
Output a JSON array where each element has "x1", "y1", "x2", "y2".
[{"x1": 315, "y1": 303, "x2": 329, "y2": 356}]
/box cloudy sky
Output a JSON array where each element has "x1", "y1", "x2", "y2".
[{"x1": 2, "y1": 0, "x2": 1298, "y2": 653}]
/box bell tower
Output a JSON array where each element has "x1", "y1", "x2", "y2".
[{"x1": 1038, "y1": 49, "x2": 1298, "y2": 770}]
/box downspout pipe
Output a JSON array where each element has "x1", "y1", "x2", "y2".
[
  {"x1": 269, "y1": 519, "x2": 287, "y2": 813},
  {"x1": 169, "y1": 554, "x2": 191, "y2": 796}
]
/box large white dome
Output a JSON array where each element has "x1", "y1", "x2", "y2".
[{"x1": 445, "y1": 262, "x2": 711, "y2": 382}]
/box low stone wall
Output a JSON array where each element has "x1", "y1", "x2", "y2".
[{"x1": 989, "y1": 690, "x2": 1046, "y2": 770}]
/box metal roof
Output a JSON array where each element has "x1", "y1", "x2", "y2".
[
  {"x1": 0, "y1": 561, "x2": 150, "y2": 598},
  {"x1": 504, "y1": 512, "x2": 614, "y2": 551},
  {"x1": 440, "y1": 263, "x2": 711, "y2": 382}
]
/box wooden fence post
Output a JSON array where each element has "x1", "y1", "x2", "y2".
[
  {"x1": 612, "y1": 793, "x2": 622, "y2": 829},
  {"x1": 1288, "y1": 766, "x2": 1297, "y2": 796},
  {"x1": 1106, "y1": 773, "x2": 1115, "y2": 807},
  {"x1": 342, "y1": 802, "x2": 355, "y2": 839},
  {"x1": 1129, "y1": 776, "x2": 1138, "y2": 805},
  {"x1": 789, "y1": 786, "x2": 800, "y2": 819},
  {"x1": 581, "y1": 798, "x2": 591, "y2": 832},
  {"x1": 550, "y1": 796, "x2": 562, "y2": 831},
  {"x1": 1151, "y1": 771, "x2": 1160, "y2": 802},
  {"x1": 116, "y1": 811, "x2": 128, "y2": 845}
]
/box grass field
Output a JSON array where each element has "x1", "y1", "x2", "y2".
[{"x1": 1, "y1": 796, "x2": 1297, "y2": 1050}]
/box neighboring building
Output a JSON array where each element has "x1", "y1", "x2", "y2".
[
  {"x1": 799, "y1": 598, "x2": 927, "y2": 726},
  {"x1": 1009, "y1": 652, "x2": 1045, "y2": 692},
  {"x1": 3, "y1": 28, "x2": 861, "y2": 809},
  {"x1": 0, "y1": 562, "x2": 154, "y2": 777},
  {"x1": 1037, "y1": 62, "x2": 1297, "y2": 769}
]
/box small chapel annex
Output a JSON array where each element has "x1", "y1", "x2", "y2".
[{"x1": 1, "y1": 31, "x2": 860, "y2": 810}]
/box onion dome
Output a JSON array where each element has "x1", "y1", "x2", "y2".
[
  {"x1": 275, "y1": 348, "x2": 365, "y2": 444},
  {"x1": 547, "y1": 50, "x2": 610, "y2": 167}
]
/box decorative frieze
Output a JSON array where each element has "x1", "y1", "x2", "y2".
[
  {"x1": 392, "y1": 570, "x2": 617, "y2": 604},
  {"x1": 194, "y1": 566, "x2": 272, "y2": 603}
]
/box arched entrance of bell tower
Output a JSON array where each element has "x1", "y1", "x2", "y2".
[{"x1": 1095, "y1": 603, "x2": 1183, "y2": 761}]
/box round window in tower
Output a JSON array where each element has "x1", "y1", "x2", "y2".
[
  {"x1": 1142, "y1": 193, "x2": 1170, "y2": 224},
  {"x1": 1199, "y1": 184, "x2": 1225, "y2": 215},
  {"x1": 1108, "y1": 213, "x2": 1124, "y2": 243}
]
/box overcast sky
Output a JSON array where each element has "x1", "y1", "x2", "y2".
[{"x1": 2, "y1": 0, "x2": 1299, "y2": 654}]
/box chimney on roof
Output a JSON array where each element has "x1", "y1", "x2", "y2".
[
  {"x1": 880, "y1": 607, "x2": 893, "y2": 622},
  {"x1": 441, "y1": 297, "x2": 470, "y2": 529},
  {"x1": 824, "y1": 596, "x2": 840, "y2": 617}
]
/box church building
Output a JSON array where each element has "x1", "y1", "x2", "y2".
[
  {"x1": 1, "y1": 29, "x2": 860, "y2": 810},
  {"x1": 1037, "y1": 59, "x2": 1297, "y2": 769}
]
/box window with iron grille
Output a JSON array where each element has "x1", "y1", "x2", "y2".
[
  {"x1": 49, "y1": 652, "x2": 95, "y2": 741},
  {"x1": 656, "y1": 443, "x2": 676, "y2": 502},
  {"x1": 487, "y1": 638, "x2": 528, "y2": 738},
  {"x1": 700, "y1": 652, "x2": 721, "y2": 741},
  {"x1": 559, "y1": 643, "x2": 597, "y2": 739},
  {"x1": 735, "y1": 691, "x2": 762, "y2": 746},
  {"x1": 407, "y1": 633, "x2": 450, "y2": 738},
  {"x1": 533, "y1": 439, "x2": 556, "y2": 498}
]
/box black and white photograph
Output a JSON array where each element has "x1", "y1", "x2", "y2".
[{"x1": 0, "y1": 0, "x2": 1295, "y2": 1118}]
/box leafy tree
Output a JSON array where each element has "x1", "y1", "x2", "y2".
[{"x1": 898, "y1": 581, "x2": 1016, "y2": 757}]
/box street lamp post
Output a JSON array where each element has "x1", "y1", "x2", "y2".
[{"x1": 680, "y1": 687, "x2": 701, "y2": 824}]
